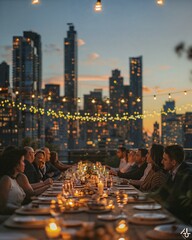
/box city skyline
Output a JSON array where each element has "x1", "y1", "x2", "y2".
[{"x1": 1, "y1": 0, "x2": 192, "y2": 134}]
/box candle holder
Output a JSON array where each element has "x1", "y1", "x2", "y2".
[
  {"x1": 115, "y1": 219, "x2": 129, "y2": 234},
  {"x1": 45, "y1": 218, "x2": 61, "y2": 239}
]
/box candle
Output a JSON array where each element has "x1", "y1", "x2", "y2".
[
  {"x1": 98, "y1": 181, "x2": 104, "y2": 195},
  {"x1": 116, "y1": 220, "x2": 128, "y2": 234},
  {"x1": 45, "y1": 220, "x2": 61, "y2": 238}
]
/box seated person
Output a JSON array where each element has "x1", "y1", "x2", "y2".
[
  {"x1": 118, "y1": 148, "x2": 148, "y2": 180},
  {"x1": 151, "y1": 145, "x2": 192, "y2": 224},
  {"x1": 41, "y1": 147, "x2": 61, "y2": 179},
  {"x1": 50, "y1": 151, "x2": 71, "y2": 171},
  {"x1": 110, "y1": 147, "x2": 128, "y2": 175},
  {"x1": 140, "y1": 144, "x2": 167, "y2": 192},
  {"x1": 0, "y1": 149, "x2": 26, "y2": 214}
]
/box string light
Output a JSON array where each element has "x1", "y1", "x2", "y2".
[
  {"x1": 156, "y1": 0, "x2": 165, "y2": 6},
  {"x1": 32, "y1": 0, "x2": 40, "y2": 5},
  {"x1": 94, "y1": 0, "x2": 102, "y2": 12},
  {"x1": 1, "y1": 99, "x2": 191, "y2": 123}
]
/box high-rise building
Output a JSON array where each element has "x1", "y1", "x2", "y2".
[
  {"x1": 161, "y1": 100, "x2": 184, "y2": 145},
  {"x1": 64, "y1": 23, "x2": 78, "y2": 113},
  {"x1": 0, "y1": 61, "x2": 9, "y2": 88},
  {"x1": 0, "y1": 62, "x2": 18, "y2": 147},
  {"x1": 64, "y1": 23, "x2": 78, "y2": 149},
  {"x1": 129, "y1": 56, "x2": 143, "y2": 147},
  {"x1": 23, "y1": 31, "x2": 44, "y2": 147},
  {"x1": 12, "y1": 32, "x2": 42, "y2": 146},
  {"x1": 109, "y1": 69, "x2": 124, "y2": 115},
  {"x1": 184, "y1": 112, "x2": 192, "y2": 148},
  {"x1": 152, "y1": 121, "x2": 160, "y2": 143}
]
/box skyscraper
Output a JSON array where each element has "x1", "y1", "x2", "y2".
[
  {"x1": 64, "y1": 23, "x2": 78, "y2": 149},
  {"x1": 109, "y1": 69, "x2": 124, "y2": 115},
  {"x1": 12, "y1": 32, "x2": 42, "y2": 146},
  {"x1": 129, "y1": 56, "x2": 143, "y2": 147},
  {"x1": 64, "y1": 23, "x2": 78, "y2": 112},
  {"x1": 161, "y1": 100, "x2": 184, "y2": 145},
  {"x1": 0, "y1": 61, "x2": 9, "y2": 88}
]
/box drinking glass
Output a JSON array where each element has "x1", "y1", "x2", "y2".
[{"x1": 116, "y1": 190, "x2": 128, "y2": 218}]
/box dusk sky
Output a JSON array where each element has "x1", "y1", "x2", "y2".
[{"x1": 0, "y1": 0, "x2": 192, "y2": 133}]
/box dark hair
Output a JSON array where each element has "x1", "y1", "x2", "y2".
[
  {"x1": 164, "y1": 145, "x2": 184, "y2": 164},
  {"x1": 118, "y1": 147, "x2": 126, "y2": 153},
  {"x1": 138, "y1": 148, "x2": 148, "y2": 158},
  {"x1": 150, "y1": 144, "x2": 164, "y2": 171},
  {"x1": 2, "y1": 145, "x2": 17, "y2": 154},
  {"x1": 50, "y1": 151, "x2": 58, "y2": 163},
  {"x1": 0, "y1": 148, "x2": 26, "y2": 177}
]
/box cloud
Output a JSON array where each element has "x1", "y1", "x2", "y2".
[
  {"x1": 43, "y1": 75, "x2": 64, "y2": 88},
  {"x1": 143, "y1": 86, "x2": 152, "y2": 93},
  {"x1": 88, "y1": 52, "x2": 100, "y2": 61},
  {"x1": 77, "y1": 39, "x2": 85, "y2": 47},
  {"x1": 79, "y1": 74, "x2": 108, "y2": 81},
  {"x1": 44, "y1": 43, "x2": 62, "y2": 54},
  {"x1": 158, "y1": 65, "x2": 172, "y2": 71}
]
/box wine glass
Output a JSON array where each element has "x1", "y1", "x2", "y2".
[
  {"x1": 50, "y1": 200, "x2": 62, "y2": 220},
  {"x1": 116, "y1": 190, "x2": 128, "y2": 219}
]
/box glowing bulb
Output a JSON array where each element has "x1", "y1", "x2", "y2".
[
  {"x1": 106, "y1": 98, "x2": 110, "y2": 104},
  {"x1": 136, "y1": 97, "x2": 141, "y2": 102},
  {"x1": 48, "y1": 96, "x2": 52, "y2": 101},
  {"x1": 120, "y1": 98, "x2": 125, "y2": 103},
  {"x1": 168, "y1": 93, "x2": 171, "y2": 99},
  {"x1": 77, "y1": 97, "x2": 81, "y2": 103},
  {"x1": 156, "y1": 0, "x2": 164, "y2": 6},
  {"x1": 94, "y1": 0, "x2": 102, "y2": 12},
  {"x1": 154, "y1": 95, "x2": 157, "y2": 100},
  {"x1": 184, "y1": 91, "x2": 187, "y2": 96},
  {"x1": 32, "y1": 0, "x2": 40, "y2": 5},
  {"x1": 91, "y1": 99, "x2": 96, "y2": 104}
]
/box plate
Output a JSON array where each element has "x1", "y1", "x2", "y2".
[
  {"x1": 13, "y1": 216, "x2": 47, "y2": 224},
  {"x1": 37, "y1": 196, "x2": 57, "y2": 201},
  {"x1": 15, "y1": 207, "x2": 50, "y2": 215},
  {"x1": 133, "y1": 213, "x2": 167, "y2": 221},
  {"x1": 115, "y1": 186, "x2": 134, "y2": 190},
  {"x1": 0, "y1": 233, "x2": 36, "y2": 240},
  {"x1": 133, "y1": 204, "x2": 162, "y2": 210},
  {"x1": 97, "y1": 214, "x2": 120, "y2": 221},
  {"x1": 155, "y1": 224, "x2": 192, "y2": 236},
  {"x1": 62, "y1": 220, "x2": 82, "y2": 227}
]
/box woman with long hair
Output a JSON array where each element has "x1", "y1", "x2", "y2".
[
  {"x1": 0, "y1": 149, "x2": 26, "y2": 214},
  {"x1": 140, "y1": 143, "x2": 168, "y2": 192}
]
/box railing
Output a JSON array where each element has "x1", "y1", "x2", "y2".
[{"x1": 61, "y1": 148, "x2": 192, "y2": 164}]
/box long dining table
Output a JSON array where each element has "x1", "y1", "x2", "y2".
[{"x1": 0, "y1": 164, "x2": 189, "y2": 240}]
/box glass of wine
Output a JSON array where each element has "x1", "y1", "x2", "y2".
[{"x1": 116, "y1": 190, "x2": 128, "y2": 219}]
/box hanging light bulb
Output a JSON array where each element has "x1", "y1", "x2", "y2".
[
  {"x1": 168, "y1": 93, "x2": 171, "y2": 99},
  {"x1": 154, "y1": 95, "x2": 157, "y2": 100},
  {"x1": 94, "y1": 0, "x2": 102, "y2": 12},
  {"x1": 184, "y1": 91, "x2": 187, "y2": 96},
  {"x1": 77, "y1": 97, "x2": 81, "y2": 103},
  {"x1": 32, "y1": 0, "x2": 40, "y2": 5},
  {"x1": 156, "y1": 0, "x2": 165, "y2": 6}
]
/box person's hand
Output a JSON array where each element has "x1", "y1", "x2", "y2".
[
  {"x1": 109, "y1": 169, "x2": 117, "y2": 176},
  {"x1": 44, "y1": 178, "x2": 53, "y2": 186}
]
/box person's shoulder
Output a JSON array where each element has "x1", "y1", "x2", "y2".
[{"x1": 0, "y1": 175, "x2": 11, "y2": 186}]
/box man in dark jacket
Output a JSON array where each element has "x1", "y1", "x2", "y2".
[{"x1": 151, "y1": 145, "x2": 192, "y2": 224}]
